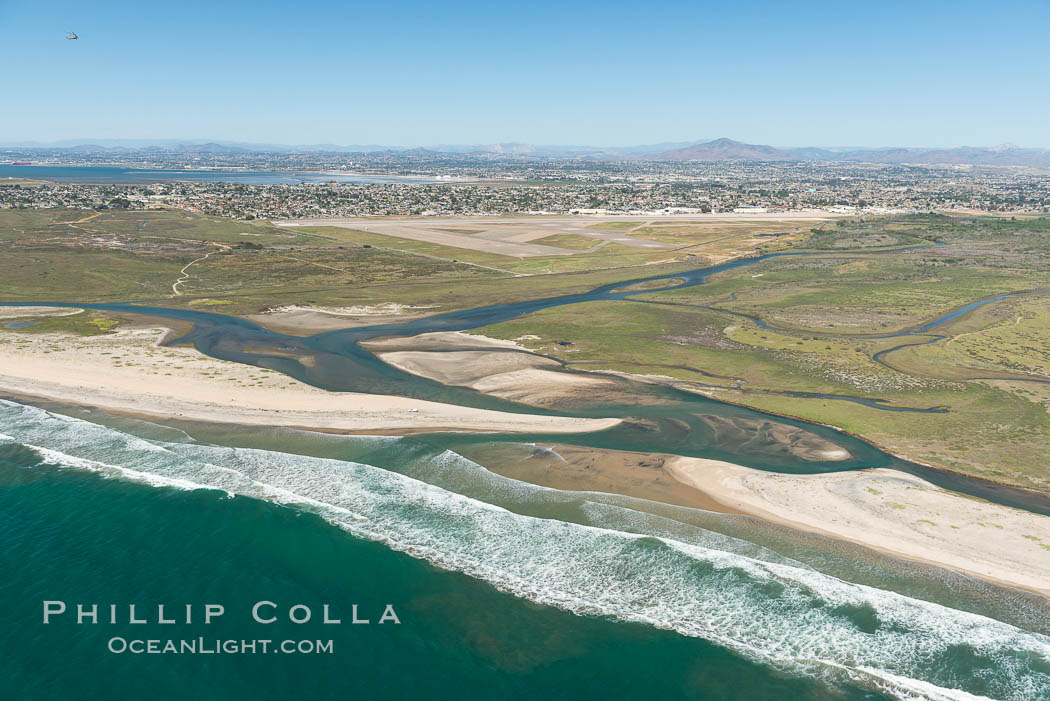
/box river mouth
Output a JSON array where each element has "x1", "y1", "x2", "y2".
[
  {"x1": 3, "y1": 242, "x2": 1049, "y2": 516},
  {"x1": 5, "y1": 239, "x2": 1050, "y2": 699}
]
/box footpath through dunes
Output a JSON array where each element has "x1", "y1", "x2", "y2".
[{"x1": 2, "y1": 399, "x2": 1050, "y2": 701}]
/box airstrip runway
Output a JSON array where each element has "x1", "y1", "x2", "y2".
[{"x1": 276, "y1": 213, "x2": 828, "y2": 258}]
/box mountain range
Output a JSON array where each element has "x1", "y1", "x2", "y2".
[
  {"x1": 3, "y1": 137, "x2": 1050, "y2": 167},
  {"x1": 646, "y1": 138, "x2": 1050, "y2": 167}
]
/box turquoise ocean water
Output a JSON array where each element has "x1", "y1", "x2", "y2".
[{"x1": 2, "y1": 399, "x2": 1050, "y2": 700}]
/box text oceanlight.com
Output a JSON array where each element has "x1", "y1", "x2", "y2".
[{"x1": 107, "y1": 638, "x2": 334, "y2": 655}]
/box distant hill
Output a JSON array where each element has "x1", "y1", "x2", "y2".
[
  {"x1": 830, "y1": 144, "x2": 1050, "y2": 167},
  {"x1": 643, "y1": 138, "x2": 1050, "y2": 167},
  {"x1": 649, "y1": 138, "x2": 798, "y2": 161},
  {"x1": 4, "y1": 137, "x2": 1050, "y2": 167}
]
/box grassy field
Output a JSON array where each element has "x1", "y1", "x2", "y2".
[
  {"x1": 885, "y1": 294, "x2": 1050, "y2": 383},
  {"x1": 292, "y1": 225, "x2": 690, "y2": 273},
  {"x1": 0, "y1": 208, "x2": 702, "y2": 315},
  {"x1": 178, "y1": 246, "x2": 500, "y2": 298},
  {"x1": 585, "y1": 221, "x2": 644, "y2": 231},
  {"x1": 1, "y1": 246, "x2": 186, "y2": 301},
  {"x1": 477, "y1": 296, "x2": 1050, "y2": 491},
  {"x1": 471, "y1": 215, "x2": 1050, "y2": 491},
  {"x1": 1, "y1": 309, "x2": 122, "y2": 336},
  {"x1": 291, "y1": 219, "x2": 806, "y2": 275},
  {"x1": 0, "y1": 208, "x2": 313, "y2": 245},
  {"x1": 629, "y1": 220, "x2": 813, "y2": 246},
  {"x1": 532, "y1": 233, "x2": 600, "y2": 250},
  {"x1": 202, "y1": 261, "x2": 698, "y2": 318},
  {"x1": 650, "y1": 252, "x2": 1050, "y2": 334}
]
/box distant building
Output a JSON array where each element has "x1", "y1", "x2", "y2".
[{"x1": 733, "y1": 206, "x2": 768, "y2": 214}]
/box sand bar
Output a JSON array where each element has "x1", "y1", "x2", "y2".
[
  {"x1": 0, "y1": 306, "x2": 83, "y2": 319},
  {"x1": 0, "y1": 327, "x2": 619, "y2": 434},
  {"x1": 366, "y1": 332, "x2": 625, "y2": 407},
  {"x1": 670, "y1": 457, "x2": 1050, "y2": 596},
  {"x1": 470, "y1": 441, "x2": 1050, "y2": 596}
]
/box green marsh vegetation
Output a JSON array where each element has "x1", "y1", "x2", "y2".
[
  {"x1": 3, "y1": 310, "x2": 123, "y2": 336},
  {"x1": 478, "y1": 214, "x2": 1050, "y2": 491},
  {"x1": 4, "y1": 208, "x2": 1050, "y2": 490}
]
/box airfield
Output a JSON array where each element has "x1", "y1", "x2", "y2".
[{"x1": 275, "y1": 213, "x2": 830, "y2": 258}]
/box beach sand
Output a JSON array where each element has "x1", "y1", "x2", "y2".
[
  {"x1": 245, "y1": 304, "x2": 440, "y2": 335},
  {"x1": 0, "y1": 326, "x2": 619, "y2": 435},
  {"x1": 458, "y1": 442, "x2": 737, "y2": 514},
  {"x1": 366, "y1": 332, "x2": 625, "y2": 407},
  {"x1": 468, "y1": 439, "x2": 1050, "y2": 596},
  {"x1": 0, "y1": 306, "x2": 84, "y2": 319},
  {"x1": 3, "y1": 319, "x2": 1047, "y2": 596},
  {"x1": 669, "y1": 456, "x2": 1050, "y2": 596}
]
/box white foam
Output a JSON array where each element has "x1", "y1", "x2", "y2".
[
  {"x1": 15, "y1": 441, "x2": 217, "y2": 493},
  {"x1": 856, "y1": 666, "x2": 996, "y2": 701},
  {"x1": 2, "y1": 398, "x2": 1048, "y2": 700}
]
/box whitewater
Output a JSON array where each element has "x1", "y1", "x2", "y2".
[{"x1": 1, "y1": 398, "x2": 1048, "y2": 701}]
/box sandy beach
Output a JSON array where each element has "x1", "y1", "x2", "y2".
[
  {"x1": 464, "y1": 441, "x2": 1050, "y2": 596},
  {"x1": 670, "y1": 457, "x2": 1050, "y2": 596},
  {"x1": 3, "y1": 315, "x2": 1047, "y2": 597},
  {"x1": 0, "y1": 323, "x2": 619, "y2": 435}
]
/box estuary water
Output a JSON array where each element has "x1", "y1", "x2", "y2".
[
  {"x1": 4, "y1": 245, "x2": 1050, "y2": 698},
  {"x1": 4, "y1": 244, "x2": 1047, "y2": 513}
]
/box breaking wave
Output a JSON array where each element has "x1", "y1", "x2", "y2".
[{"x1": 2, "y1": 399, "x2": 1048, "y2": 700}]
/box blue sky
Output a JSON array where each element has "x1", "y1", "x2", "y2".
[{"x1": 1, "y1": 0, "x2": 1048, "y2": 147}]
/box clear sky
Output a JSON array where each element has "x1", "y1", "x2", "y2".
[{"x1": 1, "y1": 0, "x2": 1048, "y2": 147}]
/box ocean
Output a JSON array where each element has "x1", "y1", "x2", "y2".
[{"x1": 2, "y1": 399, "x2": 1049, "y2": 700}]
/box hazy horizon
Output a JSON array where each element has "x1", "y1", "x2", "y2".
[
  {"x1": 3, "y1": 136, "x2": 1048, "y2": 151},
  {"x1": 2, "y1": 0, "x2": 1048, "y2": 147}
]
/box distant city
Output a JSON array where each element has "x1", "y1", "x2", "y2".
[{"x1": 2, "y1": 138, "x2": 1048, "y2": 218}]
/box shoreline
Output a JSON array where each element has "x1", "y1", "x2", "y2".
[
  {"x1": 13, "y1": 379, "x2": 1050, "y2": 599},
  {"x1": 686, "y1": 384, "x2": 1050, "y2": 503},
  {"x1": 668, "y1": 456, "x2": 1050, "y2": 598},
  {"x1": 2, "y1": 316, "x2": 1048, "y2": 598},
  {"x1": 0, "y1": 325, "x2": 619, "y2": 435},
  {"x1": 470, "y1": 441, "x2": 1050, "y2": 598}
]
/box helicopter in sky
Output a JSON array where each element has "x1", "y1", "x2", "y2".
[{"x1": 66, "y1": 31, "x2": 78, "y2": 40}]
